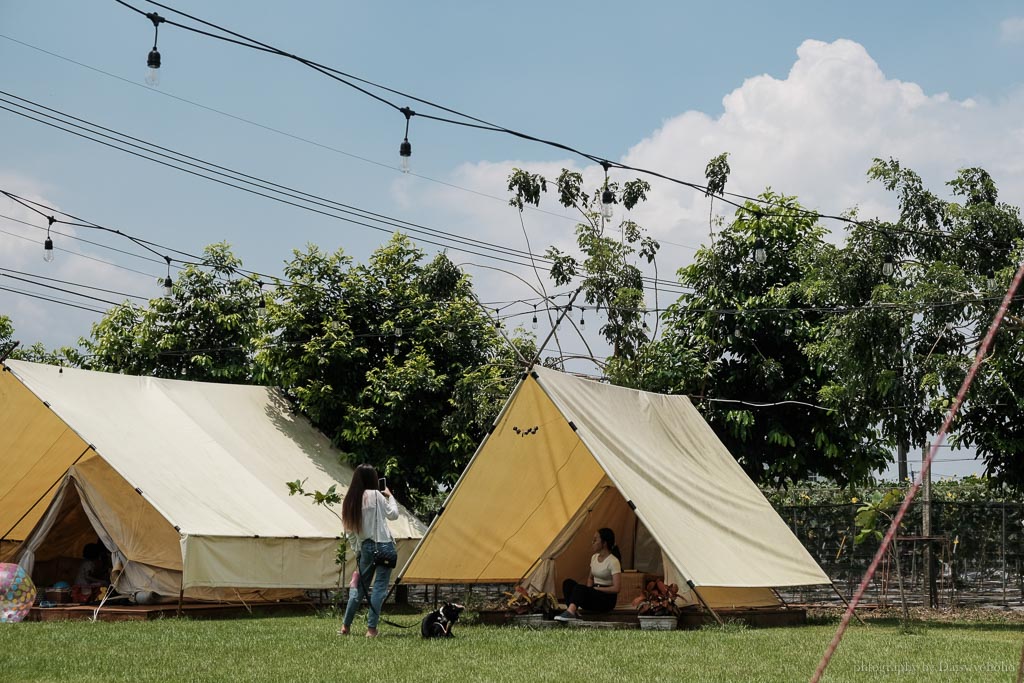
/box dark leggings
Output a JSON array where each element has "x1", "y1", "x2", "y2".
[{"x1": 562, "y1": 578, "x2": 617, "y2": 613}]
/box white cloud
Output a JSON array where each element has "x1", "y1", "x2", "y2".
[
  {"x1": 415, "y1": 38, "x2": 1024, "y2": 278},
  {"x1": 400, "y1": 38, "x2": 1024, "y2": 371},
  {"x1": 1001, "y1": 17, "x2": 1024, "y2": 43}
]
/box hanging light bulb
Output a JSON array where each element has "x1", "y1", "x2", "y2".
[
  {"x1": 882, "y1": 258, "x2": 895, "y2": 277},
  {"x1": 753, "y1": 237, "x2": 767, "y2": 265},
  {"x1": 144, "y1": 12, "x2": 165, "y2": 87},
  {"x1": 446, "y1": 330, "x2": 455, "y2": 342},
  {"x1": 43, "y1": 216, "x2": 55, "y2": 262},
  {"x1": 257, "y1": 281, "x2": 267, "y2": 318},
  {"x1": 399, "y1": 107, "x2": 414, "y2": 173},
  {"x1": 600, "y1": 162, "x2": 614, "y2": 220},
  {"x1": 162, "y1": 256, "x2": 173, "y2": 297},
  {"x1": 394, "y1": 326, "x2": 403, "y2": 337},
  {"x1": 579, "y1": 306, "x2": 585, "y2": 327},
  {"x1": 532, "y1": 305, "x2": 538, "y2": 330},
  {"x1": 986, "y1": 270, "x2": 996, "y2": 290}
]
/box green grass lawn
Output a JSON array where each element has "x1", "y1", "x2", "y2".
[{"x1": 0, "y1": 611, "x2": 1021, "y2": 682}]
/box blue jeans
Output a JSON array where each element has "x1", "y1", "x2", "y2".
[{"x1": 343, "y1": 539, "x2": 395, "y2": 629}]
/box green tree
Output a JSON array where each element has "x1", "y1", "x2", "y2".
[
  {"x1": 808, "y1": 161, "x2": 1024, "y2": 487},
  {"x1": 610, "y1": 192, "x2": 889, "y2": 485},
  {"x1": 507, "y1": 167, "x2": 657, "y2": 360},
  {"x1": 823, "y1": 160, "x2": 1024, "y2": 485},
  {"x1": 0, "y1": 314, "x2": 84, "y2": 366},
  {"x1": 256, "y1": 234, "x2": 533, "y2": 512},
  {"x1": 82, "y1": 243, "x2": 262, "y2": 382}
]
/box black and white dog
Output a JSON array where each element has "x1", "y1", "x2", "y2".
[{"x1": 421, "y1": 602, "x2": 465, "y2": 638}]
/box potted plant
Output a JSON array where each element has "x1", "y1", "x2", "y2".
[
  {"x1": 504, "y1": 586, "x2": 559, "y2": 625},
  {"x1": 632, "y1": 579, "x2": 681, "y2": 630}
]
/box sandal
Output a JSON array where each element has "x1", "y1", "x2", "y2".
[{"x1": 365, "y1": 627, "x2": 379, "y2": 638}]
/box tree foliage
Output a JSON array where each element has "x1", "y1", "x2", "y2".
[
  {"x1": 609, "y1": 191, "x2": 890, "y2": 485},
  {"x1": 81, "y1": 242, "x2": 262, "y2": 381},
  {"x1": 808, "y1": 160, "x2": 1024, "y2": 487},
  {"x1": 508, "y1": 167, "x2": 657, "y2": 359},
  {"x1": 255, "y1": 234, "x2": 534, "y2": 511}
]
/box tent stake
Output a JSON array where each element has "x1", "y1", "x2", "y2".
[
  {"x1": 830, "y1": 582, "x2": 864, "y2": 625},
  {"x1": 177, "y1": 585, "x2": 184, "y2": 617}
]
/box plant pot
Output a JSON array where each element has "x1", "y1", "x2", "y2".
[{"x1": 638, "y1": 614, "x2": 678, "y2": 631}]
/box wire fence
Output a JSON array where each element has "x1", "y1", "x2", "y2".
[{"x1": 776, "y1": 501, "x2": 1024, "y2": 608}]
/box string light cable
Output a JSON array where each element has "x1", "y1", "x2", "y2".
[
  {"x1": 107, "y1": 0, "x2": 1022, "y2": 252},
  {"x1": 1, "y1": 212, "x2": 170, "y2": 279},
  {"x1": 0, "y1": 33, "x2": 647, "y2": 242}
]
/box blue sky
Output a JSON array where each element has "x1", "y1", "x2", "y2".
[{"x1": 2, "y1": 1, "x2": 1023, "y2": 478}]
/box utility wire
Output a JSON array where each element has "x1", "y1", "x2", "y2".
[
  {"x1": 0, "y1": 284, "x2": 107, "y2": 314},
  {"x1": 0, "y1": 33, "x2": 674, "y2": 243},
  {"x1": 0, "y1": 267, "x2": 149, "y2": 301},
  {"x1": 110, "y1": 0, "x2": 1020, "y2": 251},
  {"x1": 0, "y1": 92, "x2": 691, "y2": 295}
]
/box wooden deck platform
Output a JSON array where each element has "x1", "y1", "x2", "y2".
[
  {"x1": 481, "y1": 606, "x2": 807, "y2": 630},
  {"x1": 27, "y1": 600, "x2": 315, "y2": 622}
]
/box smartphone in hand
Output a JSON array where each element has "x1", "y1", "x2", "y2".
[{"x1": 379, "y1": 477, "x2": 387, "y2": 491}]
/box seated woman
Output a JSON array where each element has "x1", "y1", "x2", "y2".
[{"x1": 554, "y1": 527, "x2": 621, "y2": 621}]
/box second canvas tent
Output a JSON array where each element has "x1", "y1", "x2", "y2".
[{"x1": 399, "y1": 366, "x2": 832, "y2": 610}]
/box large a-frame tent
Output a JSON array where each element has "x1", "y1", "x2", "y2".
[
  {"x1": 399, "y1": 366, "x2": 831, "y2": 611},
  {"x1": 0, "y1": 360, "x2": 425, "y2": 601}
]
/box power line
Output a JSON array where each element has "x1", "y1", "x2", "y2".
[
  {"x1": 0, "y1": 284, "x2": 107, "y2": 314},
  {"x1": 109, "y1": 0, "x2": 1018, "y2": 252},
  {"x1": 0, "y1": 32, "x2": 646, "y2": 243},
  {"x1": 0, "y1": 92, "x2": 692, "y2": 295},
  {"x1": 0, "y1": 267, "x2": 150, "y2": 301}
]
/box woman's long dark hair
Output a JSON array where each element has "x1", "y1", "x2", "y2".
[
  {"x1": 342, "y1": 464, "x2": 379, "y2": 532},
  {"x1": 598, "y1": 527, "x2": 622, "y2": 561}
]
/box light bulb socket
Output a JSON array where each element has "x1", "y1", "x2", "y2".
[
  {"x1": 162, "y1": 276, "x2": 173, "y2": 296},
  {"x1": 601, "y1": 188, "x2": 614, "y2": 206},
  {"x1": 147, "y1": 48, "x2": 161, "y2": 69},
  {"x1": 753, "y1": 238, "x2": 767, "y2": 264},
  {"x1": 399, "y1": 139, "x2": 411, "y2": 158},
  {"x1": 43, "y1": 237, "x2": 54, "y2": 262}
]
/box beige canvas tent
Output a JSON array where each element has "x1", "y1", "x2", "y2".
[
  {"x1": 399, "y1": 366, "x2": 832, "y2": 612},
  {"x1": 0, "y1": 360, "x2": 425, "y2": 601}
]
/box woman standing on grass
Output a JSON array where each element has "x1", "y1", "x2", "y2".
[
  {"x1": 339, "y1": 464, "x2": 398, "y2": 638},
  {"x1": 554, "y1": 527, "x2": 622, "y2": 621}
]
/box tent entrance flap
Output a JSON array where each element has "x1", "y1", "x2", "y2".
[
  {"x1": 400, "y1": 376, "x2": 607, "y2": 584},
  {"x1": 523, "y1": 485, "x2": 664, "y2": 595}
]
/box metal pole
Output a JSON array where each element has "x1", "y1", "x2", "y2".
[
  {"x1": 1003, "y1": 502, "x2": 1008, "y2": 608},
  {"x1": 689, "y1": 583, "x2": 724, "y2": 626},
  {"x1": 830, "y1": 583, "x2": 865, "y2": 626},
  {"x1": 922, "y1": 444, "x2": 933, "y2": 608}
]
